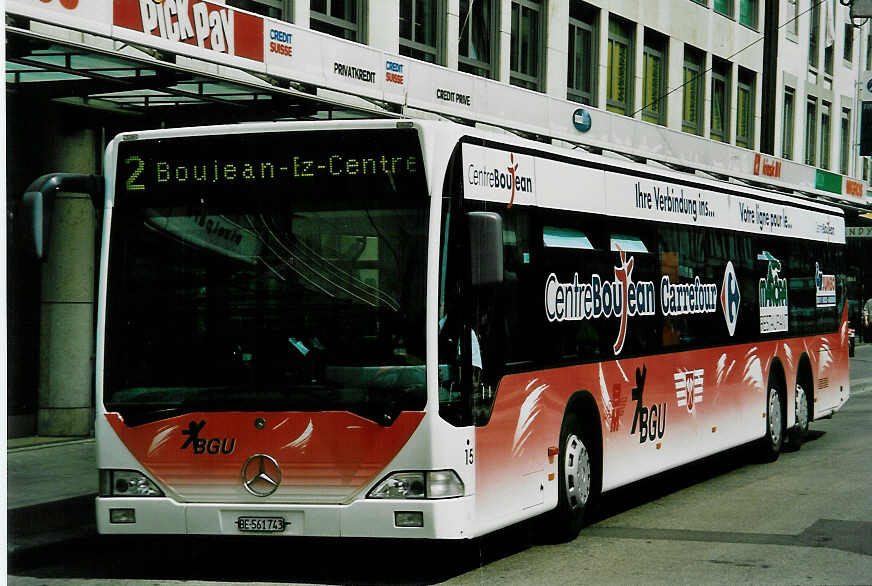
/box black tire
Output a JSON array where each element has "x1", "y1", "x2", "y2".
[
  {"x1": 786, "y1": 382, "x2": 809, "y2": 451},
  {"x1": 549, "y1": 411, "x2": 599, "y2": 541},
  {"x1": 759, "y1": 383, "x2": 784, "y2": 462}
]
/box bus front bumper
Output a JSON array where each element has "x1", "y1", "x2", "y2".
[{"x1": 96, "y1": 495, "x2": 475, "y2": 539}]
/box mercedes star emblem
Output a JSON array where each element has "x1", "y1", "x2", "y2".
[{"x1": 241, "y1": 454, "x2": 282, "y2": 497}]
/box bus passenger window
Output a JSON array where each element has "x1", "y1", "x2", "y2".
[{"x1": 611, "y1": 234, "x2": 649, "y2": 253}]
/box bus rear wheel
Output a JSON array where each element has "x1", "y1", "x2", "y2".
[
  {"x1": 550, "y1": 411, "x2": 598, "y2": 541},
  {"x1": 759, "y1": 384, "x2": 784, "y2": 462},
  {"x1": 786, "y1": 383, "x2": 809, "y2": 451}
]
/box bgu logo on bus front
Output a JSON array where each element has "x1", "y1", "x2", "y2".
[{"x1": 180, "y1": 420, "x2": 237, "y2": 455}]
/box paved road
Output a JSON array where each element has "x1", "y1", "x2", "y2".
[{"x1": 9, "y1": 348, "x2": 872, "y2": 585}]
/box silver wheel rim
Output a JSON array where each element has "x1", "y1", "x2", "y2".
[
  {"x1": 768, "y1": 388, "x2": 782, "y2": 446},
  {"x1": 563, "y1": 433, "x2": 591, "y2": 512},
  {"x1": 795, "y1": 384, "x2": 808, "y2": 433}
]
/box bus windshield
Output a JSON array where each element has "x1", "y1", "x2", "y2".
[{"x1": 105, "y1": 128, "x2": 429, "y2": 425}]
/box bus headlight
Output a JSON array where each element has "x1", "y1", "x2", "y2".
[
  {"x1": 100, "y1": 470, "x2": 164, "y2": 497},
  {"x1": 367, "y1": 470, "x2": 464, "y2": 499}
]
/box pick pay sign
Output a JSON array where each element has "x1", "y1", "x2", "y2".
[{"x1": 113, "y1": 0, "x2": 264, "y2": 63}]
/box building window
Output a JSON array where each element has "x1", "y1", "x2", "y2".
[
  {"x1": 736, "y1": 68, "x2": 755, "y2": 148},
  {"x1": 844, "y1": 22, "x2": 854, "y2": 63},
  {"x1": 787, "y1": 0, "x2": 798, "y2": 36},
  {"x1": 311, "y1": 0, "x2": 364, "y2": 42},
  {"x1": 824, "y1": 43, "x2": 834, "y2": 76},
  {"x1": 607, "y1": 16, "x2": 634, "y2": 116},
  {"x1": 866, "y1": 34, "x2": 872, "y2": 70},
  {"x1": 823, "y1": 4, "x2": 834, "y2": 76},
  {"x1": 682, "y1": 46, "x2": 704, "y2": 135},
  {"x1": 691, "y1": 0, "x2": 707, "y2": 5},
  {"x1": 510, "y1": 0, "x2": 545, "y2": 91},
  {"x1": 782, "y1": 86, "x2": 795, "y2": 160},
  {"x1": 821, "y1": 101, "x2": 831, "y2": 169},
  {"x1": 400, "y1": 0, "x2": 444, "y2": 64},
  {"x1": 805, "y1": 97, "x2": 817, "y2": 166},
  {"x1": 739, "y1": 0, "x2": 757, "y2": 29},
  {"x1": 711, "y1": 58, "x2": 730, "y2": 143},
  {"x1": 567, "y1": 1, "x2": 598, "y2": 106},
  {"x1": 642, "y1": 30, "x2": 668, "y2": 125},
  {"x1": 714, "y1": 0, "x2": 733, "y2": 18},
  {"x1": 459, "y1": 0, "x2": 498, "y2": 78},
  {"x1": 841, "y1": 107, "x2": 851, "y2": 174},
  {"x1": 809, "y1": 0, "x2": 820, "y2": 70},
  {"x1": 228, "y1": 0, "x2": 285, "y2": 19}
]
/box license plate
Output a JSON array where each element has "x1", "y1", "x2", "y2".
[{"x1": 235, "y1": 516, "x2": 287, "y2": 533}]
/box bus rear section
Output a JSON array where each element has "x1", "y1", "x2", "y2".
[
  {"x1": 441, "y1": 137, "x2": 850, "y2": 538},
  {"x1": 95, "y1": 122, "x2": 475, "y2": 539}
]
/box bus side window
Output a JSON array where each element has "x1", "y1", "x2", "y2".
[
  {"x1": 659, "y1": 226, "x2": 709, "y2": 348},
  {"x1": 540, "y1": 219, "x2": 610, "y2": 361}
]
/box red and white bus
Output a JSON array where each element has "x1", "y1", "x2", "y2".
[{"x1": 28, "y1": 119, "x2": 850, "y2": 540}]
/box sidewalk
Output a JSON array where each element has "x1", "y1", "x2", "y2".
[{"x1": 7, "y1": 438, "x2": 97, "y2": 557}]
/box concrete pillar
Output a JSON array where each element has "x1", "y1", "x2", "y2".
[
  {"x1": 445, "y1": 0, "x2": 460, "y2": 70},
  {"x1": 499, "y1": 0, "x2": 512, "y2": 83},
  {"x1": 546, "y1": 0, "x2": 569, "y2": 99},
  {"x1": 38, "y1": 128, "x2": 97, "y2": 437},
  {"x1": 368, "y1": 2, "x2": 398, "y2": 53}
]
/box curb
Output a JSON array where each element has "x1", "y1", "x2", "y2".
[
  {"x1": 7, "y1": 494, "x2": 97, "y2": 563},
  {"x1": 852, "y1": 377, "x2": 872, "y2": 395},
  {"x1": 8, "y1": 437, "x2": 95, "y2": 454}
]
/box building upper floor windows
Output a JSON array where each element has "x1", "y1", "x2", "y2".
[
  {"x1": 311, "y1": 0, "x2": 365, "y2": 43},
  {"x1": 606, "y1": 16, "x2": 634, "y2": 116},
  {"x1": 786, "y1": 0, "x2": 799, "y2": 37},
  {"x1": 642, "y1": 30, "x2": 668, "y2": 126},
  {"x1": 844, "y1": 22, "x2": 854, "y2": 63},
  {"x1": 714, "y1": 0, "x2": 733, "y2": 18},
  {"x1": 840, "y1": 107, "x2": 851, "y2": 175},
  {"x1": 459, "y1": 0, "x2": 498, "y2": 78},
  {"x1": 567, "y1": 1, "x2": 598, "y2": 106},
  {"x1": 710, "y1": 57, "x2": 730, "y2": 143},
  {"x1": 809, "y1": 0, "x2": 820, "y2": 70},
  {"x1": 805, "y1": 97, "x2": 818, "y2": 166},
  {"x1": 736, "y1": 67, "x2": 755, "y2": 149},
  {"x1": 682, "y1": 45, "x2": 704, "y2": 135},
  {"x1": 820, "y1": 100, "x2": 832, "y2": 170},
  {"x1": 510, "y1": 0, "x2": 545, "y2": 91},
  {"x1": 782, "y1": 86, "x2": 795, "y2": 160},
  {"x1": 400, "y1": 0, "x2": 444, "y2": 64},
  {"x1": 738, "y1": 0, "x2": 757, "y2": 29},
  {"x1": 227, "y1": 0, "x2": 285, "y2": 19}
]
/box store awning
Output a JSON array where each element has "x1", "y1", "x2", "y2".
[{"x1": 5, "y1": 26, "x2": 390, "y2": 122}]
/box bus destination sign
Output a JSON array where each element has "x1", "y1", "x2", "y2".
[{"x1": 115, "y1": 129, "x2": 425, "y2": 200}]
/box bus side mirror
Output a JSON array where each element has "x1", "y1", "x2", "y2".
[
  {"x1": 21, "y1": 188, "x2": 53, "y2": 261},
  {"x1": 20, "y1": 173, "x2": 102, "y2": 260},
  {"x1": 468, "y1": 211, "x2": 503, "y2": 286}
]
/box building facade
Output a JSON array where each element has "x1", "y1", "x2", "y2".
[{"x1": 6, "y1": 0, "x2": 872, "y2": 437}]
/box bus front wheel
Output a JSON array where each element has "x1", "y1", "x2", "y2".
[{"x1": 551, "y1": 411, "x2": 598, "y2": 541}]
